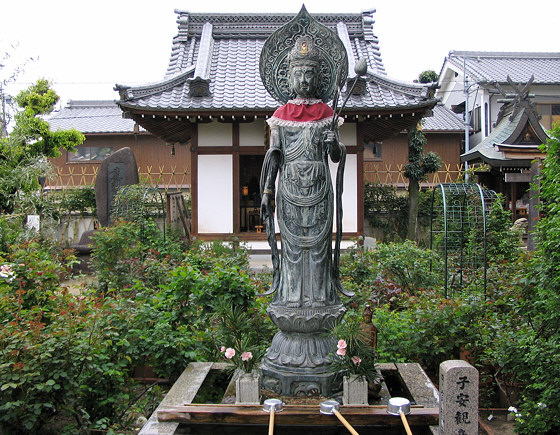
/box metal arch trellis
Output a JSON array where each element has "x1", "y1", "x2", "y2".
[
  {"x1": 113, "y1": 186, "x2": 167, "y2": 243},
  {"x1": 430, "y1": 183, "x2": 497, "y2": 297}
]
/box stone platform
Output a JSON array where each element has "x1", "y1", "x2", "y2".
[{"x1": 140, "y1": 362, "x2": 440, "y2": 435}]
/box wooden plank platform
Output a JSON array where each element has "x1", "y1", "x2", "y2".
[{"x1": 158, "y1": 404, "x2": 439, "y2": 427}]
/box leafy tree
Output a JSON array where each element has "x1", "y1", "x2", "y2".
[
  {"x1": 513, "y1": 123, "x2": 560, "y2": 434},
  {"x1": 0, "y1": 79, "x2": 84, "y2": 213},
  {"x1": 418, "y1": 70, "x2": 439, "y2": 84},
  {"x1": 403, "y1": 123, "x2": 441, "y2": 241}
]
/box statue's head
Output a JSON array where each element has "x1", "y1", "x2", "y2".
[{"x1": 288, "y1": 36, "x2": 321, "y2": 98}]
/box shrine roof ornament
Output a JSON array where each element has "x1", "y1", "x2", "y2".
[
  {"x1": 259, "y1": 6, "x2": 348, "y2": 104},
  {"x1": 461, "y1": 77, "x2": 549, "y2": 167}
]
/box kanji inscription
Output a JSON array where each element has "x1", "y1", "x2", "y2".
[{"x1": 439, "y1": 360, "x2": 478, "y2": 435}]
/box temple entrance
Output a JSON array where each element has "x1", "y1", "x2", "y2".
[{"x1": 239, "y1": 155, "x2": 265, "y2": 233}]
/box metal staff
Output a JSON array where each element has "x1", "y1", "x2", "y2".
[{"x1": 330, "y1": 57, "x2": 368, "y2": 130}]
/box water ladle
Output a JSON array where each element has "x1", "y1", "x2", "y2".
[
  {"x1": 320, "y1": 400, "x2": 359, "y2": 435},
  {"x1": 263, "y1": 398, "x2": 284, "y2": 435},
  {"x1": 387, "y1": 397, "x2": 413, "y2": 435}
]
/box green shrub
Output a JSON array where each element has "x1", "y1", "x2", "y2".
[
  {"x1": 372, "y1": 240, "x2": 441, "y2": 295},
  {"x1": 0, "y1": 240, "x2": 77, "y2": 311},
  {"x1": 53, "y1": 186, "x2": 97, "y2": 217},
  {"x1": 364, "y1": 182, "x2": 407, "y2": 241},
  {"x1": 0, "y1": 285, "x2": 137, "y2": 433},
  {"x1": 90, "y1": 219, "x2": 176, "y2": 292},
  {"x1": 119, "y1": 241, "x2": 262, "y2": 380},
  {"x1": 364, "y1": 183, "x2": 433, "y2": 244}
]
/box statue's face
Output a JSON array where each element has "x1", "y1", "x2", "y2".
[{"x1": 289, "y1": 63, "x2": 318, "y2": 98}]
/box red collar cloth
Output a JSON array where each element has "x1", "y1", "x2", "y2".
[{"x1": 267, "y1": 98, "x2": 341, "y2": 128}]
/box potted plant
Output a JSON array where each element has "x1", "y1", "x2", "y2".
[
  {"x1": 329, "y1": 315, "x2": 379, "y2": 405},
  {"x1": 213, "y1": 302, "x2": 266, "y2": 404},
  {"x1": 219, "y1": 343, "x2": 262, "y2": 404}
]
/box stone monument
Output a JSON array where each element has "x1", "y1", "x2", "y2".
[
  {"x1": 259, "y1": 6, "x2": 353, "y2": 396},
  {"x1": 439, "y1": 360, "x2": 479, "y2": 435},
  {"x1": 94, "y1": 147, "x2": 139, "y2": 226}
]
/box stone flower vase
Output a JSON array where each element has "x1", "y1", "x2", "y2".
[
  {"x1": 235, "y1": 370, "x2": 261, "y2": 404},
  {"x1": 343, "y1": 374, "x2": 368, "y2": 405}
]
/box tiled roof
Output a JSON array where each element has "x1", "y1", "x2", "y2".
[
  {"x1": 445, "y1": 51, "x2": 560, "y2": 84},
  {"x1": 116, "y1": 9, "x2": 434, "y2": 114},
  {"x1": 48, "y1": 100, "x2": 142, "y2": 134},
  {"x1": 46, "y1": 99, "x2": 458, "y2": 136},
  {"x1": 423, "y1": 103, "x2": 465, "y2": 132}
]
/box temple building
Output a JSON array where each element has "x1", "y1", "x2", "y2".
[{"x1": 114, "y1": 8, "x2": 439, "y2": 241}]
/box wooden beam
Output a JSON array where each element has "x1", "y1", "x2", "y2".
[
  {"x1": 233, "y1": 122, "x2": 240, "y2": 234},
  {"x1": 158, "y1": 404, "x2": 439, "y2": 427},
  {"x1": 191, "y1": 124, "x2": 199, "y2": 237}
]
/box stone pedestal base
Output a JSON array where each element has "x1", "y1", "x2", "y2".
[
  {"x1": 262, "y1": 303, "x2": 346, "y2": 396},
  {"x1": 261, "y1": 331, "x2": 339, "y2": 396},
  {"x1": 261, "y1": 364, "x2": 339, "y2": 397}
]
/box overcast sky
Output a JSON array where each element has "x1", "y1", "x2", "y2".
[{"x1": 2, "y1": 0, "x2": 559, "y2": 108}]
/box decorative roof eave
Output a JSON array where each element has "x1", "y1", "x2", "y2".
[
  {"x1": 127, "y1": 112, "x2": 194, "y2": 144},
  {"x1": 360, "y1": 111, "x2": 429, "y2": 142},
  {"x1": 119, "y1": 102, "x2": 436, "y2": 145},
  {"x1": 342, "y1": 101, "x2": 437, "y2": 116},
  {"x1": 117, "y1": 103, "x2": 279, "y2": 117},
  {"x1": 118, "y1": 100, "x2": 436, "y2": 119},
  {"x1": 460, "y1": 150, "x2": 536, "y2": 169},
  {"x1": 115, "y1": 66, "x2": 195, "y2": 101},
  {"x1": 366, "y1": 69, "x2": 434, "y2": 99}
]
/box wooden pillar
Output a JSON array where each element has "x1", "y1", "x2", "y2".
[
  {"x1": 190, "y1": 124, "x2": 199, "y2": 236},
  {"x1": 510, "y1": 182, "x2": 517, "y2": 223},
  {"x1": 232, "y1": 122, "x2": 240, "y2": 234}
]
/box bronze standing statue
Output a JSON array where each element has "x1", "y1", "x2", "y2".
[{"x1": 259, "y1": 6, "x2": 355, "y2": 396}]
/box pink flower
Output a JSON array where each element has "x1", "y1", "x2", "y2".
[
  {"x1": 241, "y1": 352, "x2": 253, "y2": 361},
  {"x1": 352, "y1": 356, "x2": 362, "y2": 365},
  {"x1": 220, "y1": 346, "x2": 226, "y2": 352},
  {"x1": 224, "y1": 348, "x2": 235, "y2": 359},
  {"x1": 337, "y1": 339, "x2": 347, "y2": 349},
  {"x1": 337, "y1": 347, "x2": 347, "y2": 356}
]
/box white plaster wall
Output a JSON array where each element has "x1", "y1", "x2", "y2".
[
  {"x1": 198, "y1": 122, "x2": 232, "y2": 147},
  {"x1": 240, "y1": 120, "x2": 266, "y2": 146},
  {"x1": 198, "y1": 155, "x2": 233, "y2": 233},
  {"x1": 339, "y1": 122, "x2": 357, "y2": 146},
  {"x1": 329, "y1": 153, "x2": 358, "y2": 233}
]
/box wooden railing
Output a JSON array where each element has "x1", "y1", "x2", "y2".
[
  {"x1": 45, "y1": 165, "x2": 191, "y2": 193},
  {"x1": 364, "y1": 163, "x2": 465, "y2": 189}
]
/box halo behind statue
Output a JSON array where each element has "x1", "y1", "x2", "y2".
[{"x1": 260, "y1": 6, "x2": 348, "y2": 104}]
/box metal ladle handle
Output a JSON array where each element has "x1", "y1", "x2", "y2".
[
  {"x1": 332, "y1": 408, "x2": 360, "y2": 435},
  {"x1": 400, "y1": 410, "x2": 413, "y2": 435}
]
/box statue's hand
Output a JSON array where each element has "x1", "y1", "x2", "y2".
[
  {"x1": 323, "y1": 130, "x2": 341, "y2": 160},
  {"x1": 261, "y1": 193, "x2": 275, "y2": 220}
]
